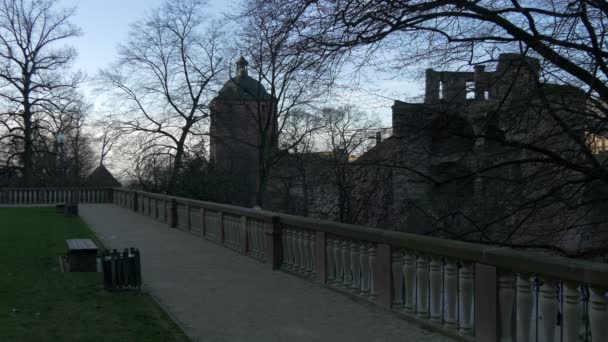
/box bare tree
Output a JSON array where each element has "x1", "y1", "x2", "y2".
[
  {"x1": 232, "y1": 0, "x2": 343, "y2": 206},
  {"x1": 0, "y1": 0, "x2": 81, "y2": 186},
  {"x1": 99, "y1": 0, "x2": 225, "y2": 194},
  {"x1": 90, "y1": 117, "x2": 122, "y2": 168},
  {"x1": 315, "y1": 105, "x2": 383, "y2": 223}
]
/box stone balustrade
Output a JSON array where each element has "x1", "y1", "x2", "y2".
[
  {"x1": 0, "y1": 187, "x2": 112, "y2": 205},
  {"x1": 6, "y1": 186, "x2": 608, "y2": 342}
]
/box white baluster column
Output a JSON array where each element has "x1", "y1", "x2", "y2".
[
  {"x1": 516, "y1": 274, "x2": 533, "y2": 342},
  {"x1": 342, "y1": 241, "x2": 352, "y2": 287},
  {"x1": 561, "y1": 282, "x2": 580, "y2": 342},
  {"x1": 359, "y1": 244, "x2": 370, "y2": 296},
  {"x1": 327, "y1": 238, "x2": 336, "y2": 283},
  {"x1": 369, "y1": 245, "x2": 377, "y2": 300},
  {"x1": 391, "y1": 251, "x2": 404, "y2": 308},
  {"x1": 590, "y1": 287, "x2": 608, "y2": 342},
  {"x1": 286, "y1": 229, "x2": 294, "y2": 269},
  {"x1": 334, "y1": 239, "x2": 343, "y2": 284},
  {"x1": 429, "y1": 256, "x2": 443, "y2": 324},
  {"x1": 538, "y1": 277, "x2": 557, "y2": 342},
  {"x1": 498, "y1": 272, "x2": 515, "y2": 342},
  {"x1": 443, "y1": 259, "x2": 458, "y2": 330},
  {"x1": 403, "y1": 252, "x2": 416, "y2": 313},
  {"x1": 458, "y1": 262, "x2": 474, "y2": 336},
  {"x1": 350, "y1": 242, "x2": 361, "y2": 292},
  {"x1": 416, "y1": 255, "x2": 429, "y2": 318}
]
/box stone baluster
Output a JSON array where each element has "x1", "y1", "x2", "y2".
[
  {"x1": 292, "y1": 229, "x2": 299, "y2": 267},
  {"x1": 300, "y1": 231, "x2": 307, "y2": 271},
  {"x1": 458, "y1": 262, "x2": 474, "y2": 336},
  {"x1": 286, "y1": 229, "x2": 294, "y2": 269},
  {"x1": 258, "y1": 224, "x2": 265, "y2": 256},
  {"x1": 310, "y1": 233, "x2": 316, "y2": 274},
  {"x1": 443, "y1": 259, "x2": 458, "y2": 330},
  {"x1": 327, "y1": 238, "x2": 336, "y2": 283},
  {"x1": 416, "y1": 255, "x2": 429, "y2": 318},
  {"x1": 403, "y1": 252, "x2": 417, "y2": 313},
  {"x1": 498, "y1": 272, "x2": 515, "y2": 342},
  {"x1": 295, "y1": 231, "x2": 302, "y2": 270},
  {"x1": 538, "y1": 277, "x2": 557, "y2": 342},
  {"x1": 589, "y1": 287, "x2": 607, "y2": 342},
  {"x1": 350, "y1": 242, "x2": 361, "y2": 292},
  {"x1": 298, "y1": 231, "x2": 305, "y2": 270},
  {"x1": 342, "y1": 240, "x2": 352, "y2": 287},
  {"x1": 258, "y1": 224, "x2": 265, "y2": 255},
  {"x1": 334, "y1": 239, "x2": 343, "y2": 283},
  {"x1": 251, "y1": 224, "x2": 259, "y2": 257},
  {"x1": 359, "y1": 244, "x2": 370, "y2": 296},
  {"x1": 561, "y1": 282, "x2": 579, "y2": 342},
  {"x1": 429, "y1": 256, "x2": 443, "y2": 324},
  {"x1": 391, "y1": 251, "x2": 404, "y2": 308},
  {"x1": 516, "y1": 273, "x2": 533, "y2": 342},
  {"x1": 304, "y1": 231, "x2": 312, "y2": 272},
  {"x1": 369, "y1": 245, "x2": 377, "y2": 300}
]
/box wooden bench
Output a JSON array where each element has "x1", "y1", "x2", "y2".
[{"x1": 66, "y1": 239, "x2": 98, "y2": 272}]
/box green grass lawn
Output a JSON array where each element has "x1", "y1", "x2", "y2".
[{"x1": 0, "y1": 207, "x2": 189, "y2": 342}]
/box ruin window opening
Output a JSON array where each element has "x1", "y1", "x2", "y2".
[
  {"x1": 484, "y1": 90, "x2": 490, "y2": 100},
  {"x1": 466, "y1": 81, "x2": 475, "y2": 99},
  {"x1": 438, "y1": 81, "x2": 444, "y2": 100}
]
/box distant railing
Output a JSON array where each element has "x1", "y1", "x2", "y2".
[
  {"x1": 6, "y1": 186, "x2": 608, "y2": 342},
  {"x1": 0, "y1": 187, "x2": 113, "y2": 205}
]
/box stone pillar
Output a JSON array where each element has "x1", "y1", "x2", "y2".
[
  {"x1": 169, "y1": 198, "x2": 178, "y2": 228},
  {"x1": 475, "y1": 264, "x2": 504, "y2": 342},
  {"x1": 374, "y1": 244, "x2": 391, "y2": 308},
  {"x1": 264, "y1": 215, "x2": 281, "y2": 269},
  {"x1": 132, "y1": 191, "x2": 138, "y2": 212},
  {"x1": 240, "y1": 216, "x2": 247, "y2": 254}
]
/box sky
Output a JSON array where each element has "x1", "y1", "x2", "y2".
[
  {"x1": 59, "y1": 0, "x2": 229, "y2": 104},
  {"x1": 57, "y1": 0, "x2": 421, "y2": 125}
]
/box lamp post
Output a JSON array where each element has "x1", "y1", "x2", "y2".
[{"x1": 56, "y1": 133, "x2": 66, "y2": 202}]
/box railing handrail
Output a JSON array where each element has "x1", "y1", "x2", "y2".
[
  {"x1": 113, "y1": 187, "x2": 608, "y2": 287},
  {"x1": 1, "y1": 186, "x2": 109, "y2": 190}
]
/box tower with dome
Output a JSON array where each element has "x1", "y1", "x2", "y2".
[{"x1": 209, "y1": 56, "x2": 278, "y2": 206}]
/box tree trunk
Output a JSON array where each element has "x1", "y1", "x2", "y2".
[{"x1": 21, "y1": 107, "x2": 33, "y2": 187}]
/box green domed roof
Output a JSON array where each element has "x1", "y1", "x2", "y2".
[
  {"x1": 216, "y1": 56, "x2": 271, "y2": 100},
  {"x1": 217, "y1": 75, "x2": 271, "y2": 100}
]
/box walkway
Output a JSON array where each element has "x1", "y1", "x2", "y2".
[{"x1": 80, "y1": 204, "x2": 453, "y2": 342}]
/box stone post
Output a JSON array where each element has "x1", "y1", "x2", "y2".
[
  {"x1": 132, "y1": 191, "x2": 138, "y2": 212},
  {"x1": 374, "y1": 243, "x2": 392, "y2": 308},
  {"x1": 475, "y1": 263, "x2": 498, "y2": 342},
  {"x1": 169, "y1": 198, "x2": 178, "y2": 228},
  {"x1": 240, "y1": 216, "x2": 248, "y2": 254},
  {"x1": 264, "y1": 215, "x2": 281, "y2": 269},
  {"x1": 106, "y1": 188, "x2": 114, "y2": 204},
  {"x1": 200, "y1": 207, "x2": 206, "y2": 237}
]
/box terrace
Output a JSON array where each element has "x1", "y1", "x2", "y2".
[{"x1": 1, "y1": 187, "x2": 607, "y2": 342}]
